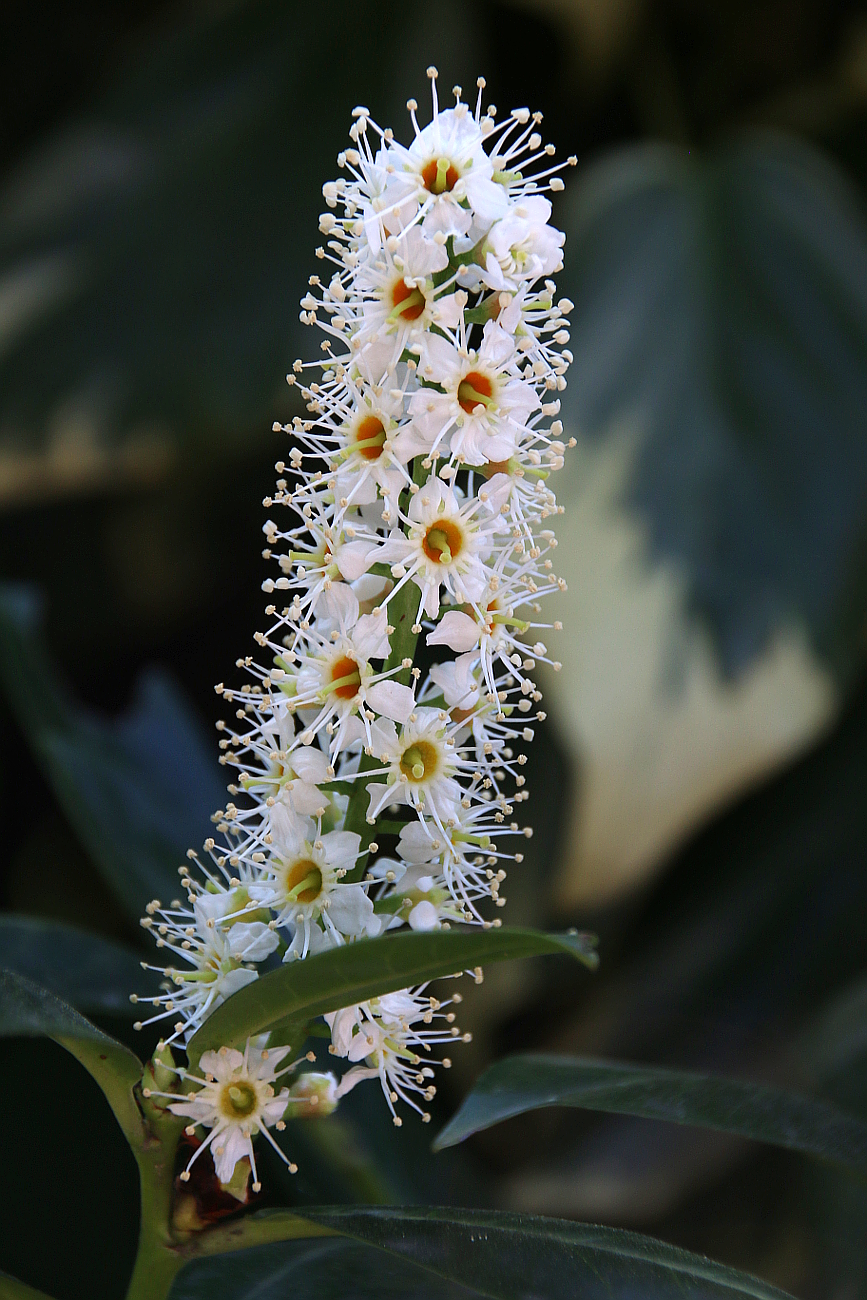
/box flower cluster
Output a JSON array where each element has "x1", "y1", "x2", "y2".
[{"x1": 134, "y1": 69, "x2": 574, "y2": 1186}]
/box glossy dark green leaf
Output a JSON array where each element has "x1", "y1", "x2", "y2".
[
  {"x1": 187, "y1": 1207, "x2": 794, "y2": 1300},
  {"x1": 433, "y1": 1054, "x2": 867, "y2": 1175},
  {"x1": 0, "y1": 915, "x2": 155, "y2": 1015},
  {"x1": 0, "y1": 1270, "x2": 58, "y2": 1300},
  {"x1": 188, "y1": 928, "x2": 597, "y2": 1066},
  {"x1": 509, "y1": 685, "x2": 867, "y2": 1220},
  {"x1": 0, "y1": 585, "x2": 225, "y2": 919},
  {"x1": 561, "y1": 135, "x2": 867, "y2": 677},
  {"x1": 172, "y1": 1237, "x2": 478, "y2": 1300},
  {"x1": 0, "y1": 968, "x2": 144, "y2": 1147}
]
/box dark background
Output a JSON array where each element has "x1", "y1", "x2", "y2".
[{"x1": 1, "y1": 1, "x2": 866, "y2": 1297}]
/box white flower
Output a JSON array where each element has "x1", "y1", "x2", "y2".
[
  {"x1": 350, "y1": 227, "x2": 450, "y2": 371},
  {"x1": 478, "y1": 197, "x2": 565, "y2": 292},
  {"x1": 248, "y1": 804, "x2": 376, "y2": 957},
  {"x1": 377, "y1": 105, "x2": 508, "y2": 242},
  {"x1": 428, "y1": 649, "x2": 482, "y2": 708},
  {"x1": 364, "y1": 707, "x2": 464, "y2": 829},
  {"x1": 134, "y1": 897, "x2": 278, "y2": 1044},
  {"x1": 241, "y1": 700, "x2": 331, "y2": 817},
  {"x1": 393, "y1": 819, "x2": 505, "y2": 922},
  {"x1": 378, "y1": 479, "x2": 496, "y2": 620},
  {"x1": 326, "y1": 985, "x2": 466, "y2": 1123},
  {"x1": 410, "y1": 321, "x2": 541, "y2": 465},
  {"x1": 167, "y1": 1042, "x2": 296, "y2": 1190},
  {"x1": 280, "y1": 591, "x2": 415, "y2": 757},
  {"x1": 332, "y1": 388, "x2": 409, "y2": 514}
]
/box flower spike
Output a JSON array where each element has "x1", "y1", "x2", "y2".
[{"x1": 137, "y1": 71, "x2": 574, "y2": 1187}]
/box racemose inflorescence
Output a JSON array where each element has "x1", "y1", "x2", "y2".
[{"x1": 134, "y1": 67, "x2": 575, "y2": 1190}]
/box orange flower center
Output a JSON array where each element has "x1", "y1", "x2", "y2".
[
  {"x1": 330, "y1": 654, "x2": 361, "y2": 699},
  {"x1": 457, "y1": 371, "x2": 494, "y2": 414},
  {"x1": 354, "y1": 414, "x2": 387, "y2": 460},
  {"x1": 391, "y1": 278, "x2": 426, "y2": 321},
  {"x1": 482, "y1": 459, "x2": 511, "y2": 478},
  {"x1": 450, "y1": 705, "x2": 475, "y2": 724},
  {"x1": 422, "y1": 519, "x2": 464, "y2": 564},
  {"x1": 421, "y1": 158, "x2": 459, "y2": 194}
]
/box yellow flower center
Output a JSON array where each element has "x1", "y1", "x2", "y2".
[
  {"x1": 285, "y1": 858, "x2": 324, "y2": 904},
  {"x1": 400, "y1": 740, "x2": 439, "y2": 783},
  {"x1": 220, "y1": 1081, "x2": 258, "y2": 1119}
]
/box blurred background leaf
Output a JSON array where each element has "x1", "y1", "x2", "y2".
[
  {"x1": 0, "y1": 0, "x2": 488, "y2": 487},
  {"x1": 559, "y1": 134, "x2": 867, "y2": 680},
  {"x1": 0, "y1": 914, "x2": 157, "y2": 1014},
  {"x1": 0, "y1": 585, "x2": 225, "y2": 920}
]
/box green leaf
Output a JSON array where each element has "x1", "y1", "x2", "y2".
[
  {"x1": 0, "y1": 914, "x2": 156, "y2": 1015},
  {"x1": 433, "y1": 1053, "x2": 867, "y2": 1176},
  {"x1": 801, "y1": 974, "x2": 867, "y2": 1088},
  {"x1": 171, "y1": 1236, "x2": 479, "y2": 1299},
  {"x1": 0, "y1": 968, "x2": 144, "y2": 1148},
  {"x1": 188, "y1": 928, "x2": 597, "y2": 1066},
  {"x1": 0, "y1": 585, "x2": 225, "y2": 920},
  {"x1": 0, "y1": 0, "x2": 482, "y2": 465},
  {"x1": 561, "y1": 135, "x2": 867, "y2": 678},
  {"x1": 179, "y1": 1207, "x2": 795, "y2": 1300},
  {"x1": 0, "y1": 1270, "x2": 58, "y2": 1300}
]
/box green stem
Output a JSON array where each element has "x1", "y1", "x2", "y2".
[
  {"x1": 342, "y1": 456, "x2": 429, "y2": 874},
  {"x1": 125, "y1": 1103, "x2": 187, "y2": 1300},
  {"x1": 125, "y1": 1148, "x2": 184, "y2": 1300}
]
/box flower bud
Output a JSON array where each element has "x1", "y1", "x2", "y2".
[{"x1": 282, "y1": 1072, "x2": 339, "y2": 1120}]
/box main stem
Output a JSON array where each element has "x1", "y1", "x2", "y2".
[
  {"x1": 342, "y1": 454, "x2": 428, "y2": 872},
  {"x1": 125, "y1": 1134, "x2": 184, "y2": 1300}
]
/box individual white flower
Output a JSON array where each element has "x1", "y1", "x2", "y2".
[
  {"x1": 332, "y1": 389, "x2": 409, "y2": 514},
  {"x1": 349, "y1": 227, "x2": 449, "y2": 372},
  {"x1": 410, "y1": 321, "x2": 541, "y2": 465},
  {"x1": 166, "y1": 1042, "x2": 296, "y2": 1190},
  {"x1": 378, "y1": 479, "x2": 496, "y2": 620},
  {"x1": 239, "y1": 699, "x2": 331, "y2": 817},
  {"x1": 367, "y1": 852, "x2": 468, "y2": 930},
  {"x1": 427, "y1": 589, "x2": 541, "y2": 699},
  {"x1": 428, "y1": 649, "x2": 482, "y2": 709},
  {"x1": 363, "y1": 707, "x2": 464, "y2": 829},
  {"x1": 394, "y1": 818, "x2": 505, "y2": 921},
  {"x1": 326, "y1": 985, "x2": 467, "y2": 1123},
  {"x1": 248, "y1": 804, "x2": 376, "y2": 958},
  {"x1": 477, "y1": 197, "x2": 565, "y2": 292},
  {"x1": 277, "y1": 590, "x2": 415, "y2": 757},
  {"x1": 377, "y1": 101, "x2": 508, "y2": 241},
  {"x1": 134, "y1": 896, "x2": 279, "y2": 1044}
]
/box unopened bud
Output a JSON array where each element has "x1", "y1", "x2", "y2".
[{"x1": 282, "y1": 1072, "x2": 339, "y2": 1120}]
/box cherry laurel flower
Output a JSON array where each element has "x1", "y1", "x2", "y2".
[
  {"x1": 162, "y1": 1042, "x2": 296, "y2": 1191},
  {"x1": 136, "y1": 68, "x2": 573, "y2": 1171}
]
